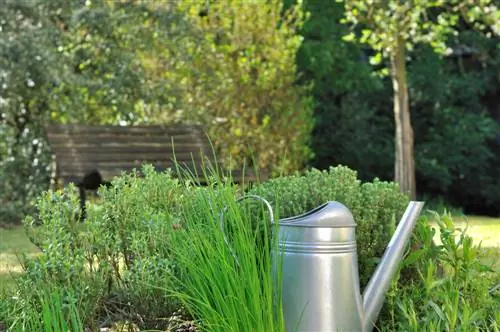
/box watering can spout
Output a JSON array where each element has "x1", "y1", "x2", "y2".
[{"x1": 362, "y1": 201, "x2": 425, "y2": 332}]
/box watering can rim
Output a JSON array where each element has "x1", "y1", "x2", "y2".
[
  {"x1": 226, "y1": 196, "x2": 357, "y2": 228},
  {"x1": 277, "y1": 201, "x2": 357, "y2": 228}
]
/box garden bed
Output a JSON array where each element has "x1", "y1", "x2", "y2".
[{"x1": 1, "y1": 165, "x2": 499, "y2": 331}]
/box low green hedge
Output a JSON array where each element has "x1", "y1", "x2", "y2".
[{"x1": 248, "y1": 165, "x2": 409, "y2": 286}]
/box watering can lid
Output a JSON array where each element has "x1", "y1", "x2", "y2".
[{"x1": 278, "y1": 201, "x2": 356, "y2": 227}]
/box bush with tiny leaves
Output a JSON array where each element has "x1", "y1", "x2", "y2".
[{"x1": 248, "y1": 165, "x2": 409, "y2": 286}]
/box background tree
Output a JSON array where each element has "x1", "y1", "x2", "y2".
[
  {"x1": 0, "y1": 0, "x2": 313, "y2": 222},
  {"x1": 58, "y1": 0, "x2": 196, "y2": 125},
  {"x1": 0, "y1": 1, "x2": 72, "y2": 221},
  {"x1": 340, "y1": 0, "x2": 499, "y2": 199},
  {"x1": 153, "y1": 0, "x2": 314, "y2": 175},
  {"x1": 289, "y1": 0, "x2": 394, "y2": 181},
  {"x1": 0, "y1": 0, "x2": 182, "y2": 221}
]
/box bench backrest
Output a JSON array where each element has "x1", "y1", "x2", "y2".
[{"x1": 45, "y1": 124, "x2": 218, "y2": 185}]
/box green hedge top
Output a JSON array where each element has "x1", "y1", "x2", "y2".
[{"x1": 248, "y1": 165, "x2": 409, "y2": 285}]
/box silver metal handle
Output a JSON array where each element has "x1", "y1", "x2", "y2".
[
  {"x1": 220, "y1": 194, "x2": 274, "y2": 230},
  {"x1": 219, "y1": 195, "x2": 274, "y2": 266}
]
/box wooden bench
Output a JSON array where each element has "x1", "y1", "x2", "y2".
[
  {"x1": 44, "y1": 124, "x2": 266, "y2": 219},
  {"x1": 45, "y1": 124, "x2": 265, "y2": 185}
]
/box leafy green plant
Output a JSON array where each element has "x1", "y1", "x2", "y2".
[
  {"x1": 15, "y1": 165, "x2": 187, "y2": 329},
  {"x1": 83, "y1": 165, "x2": 186, "y2": 324},
  {"x1": 16, "y1": 183, "x2": 106, "y2": 330},
  {"x1": 167, "y1": 0, "x2": 314, "y2": 175},
  {"x1": 248, "y1": 165, "x2": 409, "y2": 286},
  {"x1": 380, "y1": 212, "x2": 500, "y2": 331}
]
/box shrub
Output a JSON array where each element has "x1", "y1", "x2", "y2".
[
  {"x1": 248, "y1": 165, "x2": 409, "y2": 286},
  {"x1": 16, "y1": 165, "x2": 187, "y2": 330},
  {"x1": 380, "y1": 212, "x2": 500, "y2": 331},
  {"x1": 17, "y1": 184, "x2": 107, "y2": 330}
]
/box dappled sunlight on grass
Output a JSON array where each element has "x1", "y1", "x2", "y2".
[
  {"x1": 0, "y1": 226, "x2": 40, "y2": 293},
  {"x1": 478, "y1": 247, "x2": 500, "y2": 272},
  {"x1": 428, "y1": 215, "x2": 500, "y2": 248},
  {"x1": 426, "y1": 215, "x2": 500, "y2": 273}
]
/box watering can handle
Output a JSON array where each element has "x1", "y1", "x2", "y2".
[
  {"x1": 219, "y1": 195, "x2": 275, "y2": 267},
  {"x1": 219, "y1": 194, "x2": 275, "y2": 233}
]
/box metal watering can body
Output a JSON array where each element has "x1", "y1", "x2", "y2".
[
  {"x1": 224, "y1": 196, "x2": 424, "y2": 332},
  {"x1": 275, "y1": 202, "x2": 364, "y2": 331},
  {"x1": 271, "y1": 200, "x2": 425, "y2": 332}
]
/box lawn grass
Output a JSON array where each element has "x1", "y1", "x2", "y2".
[
  {"x1": 427, "y1": 214, "x2": 500, "y2": 272},
  {"x1": 441, "y1": 215, "x2": 500, "y2": 247},
  {"x1": 0, "y1": 226, "x2": 40, "y2": 293}
]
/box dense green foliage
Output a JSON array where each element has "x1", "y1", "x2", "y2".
[
  {"x1": 1, "y1": 0, "x2": 499, "y2": 221},
  {"x1": 380, "y1": 213, "x2": 499, "y2": 331},
  {"x1": 0, "y1": 0, "x2": 313, "y2": 223},
  {"x1": 164, "y1": 1, "x2": 314, "y2": 175},
  {"x1": 249, "y1": 165, "x2": 409, "y2": 286},
  {"x1": 1, "y1": 166, "x2": 498, "y2": 330},
  {"x1": 0, "y1": 0, "x2": 157, "y2": 222},
  {"x1": 0, "y1": 1, "x2": 65, "y2": 222},
  {"x1": 296, "y1": 1, "x2": 500, "y2": 215}
]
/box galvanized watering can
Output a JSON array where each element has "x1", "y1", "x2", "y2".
[{"x1": 226, "y1": 196, "x2": 424, "y2": 332}]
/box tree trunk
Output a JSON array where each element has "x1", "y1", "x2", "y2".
[{"x1": 391, "y1": 36, "x2": 416, "y2": 200}]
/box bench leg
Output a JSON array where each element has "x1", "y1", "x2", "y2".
[{"x1": 79, "y1": 186, "x2": 86, "y2": 222}]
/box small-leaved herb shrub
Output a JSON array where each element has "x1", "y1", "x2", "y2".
[
  {"x1": 380, "y1": 212, "x2": 500, "y2": 331},
  {"x1": 16, "y1": 164, "x2": 188, "y2": 330},
  {"x1": 248, "y1": 165, "x2": 409, "y2": 286},
  {"x1": 17, "y1": 184, "x2": 108, "y2": 330},
  {"x1": 84, "y1": 165, "x2": 185, "y2": 324}
]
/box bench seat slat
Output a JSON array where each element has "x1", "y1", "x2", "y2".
[
  {"x1": 47, "y1": 137, "x2": 207, "y2": 145},
  {"x1": 46, "y1": 124, "x2": 202, "y2": 135},
  {"x1": 55, "y1": 153, "x2": 206, "y2": 162},
  {"x1": 46, "y1": 147, "x2": 210, "y2": 154}
]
